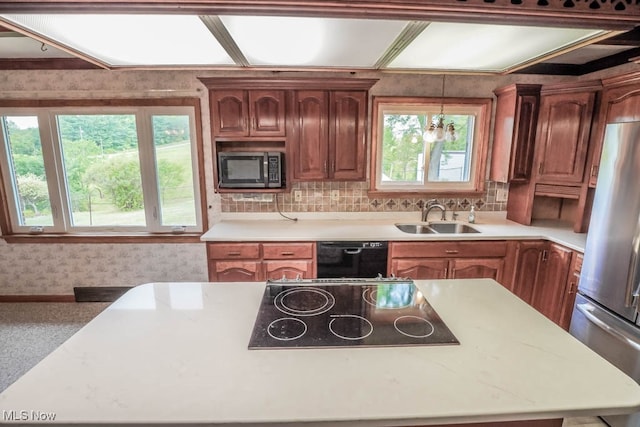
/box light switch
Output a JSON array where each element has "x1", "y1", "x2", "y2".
[{"x1": 496, "y1": 189, "x2": 508, "y2": 202}]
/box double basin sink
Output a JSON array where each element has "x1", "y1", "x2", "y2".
[{"x1": 395, "y1": 222, "x2": 480, "y2": 234}]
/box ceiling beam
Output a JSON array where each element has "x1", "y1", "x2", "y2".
[
  {"x1": 0, "y1": 1, "x2": 637, "y2": 30},
  {"x1": 374, "y1": 21, "x2": 429, "y2": 70},
  {"x1": 199, "y1": 15, "x2": 250, "y2": 67}
]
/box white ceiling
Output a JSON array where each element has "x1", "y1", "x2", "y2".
[{"x1": 0, "y1": 13, "x2": 634, "y2": 74}]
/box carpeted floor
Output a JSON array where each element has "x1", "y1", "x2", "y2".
[
  {"x1": 0, "y1": 302, "x2": 108, "y2": 393},
  {"x1": 0, "y1": 302, "x2": 607, "y2": 426}
]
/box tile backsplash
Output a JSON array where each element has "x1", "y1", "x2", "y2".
[{"x1": 220, "y1": 181, "x2": 508, "y2": 214}]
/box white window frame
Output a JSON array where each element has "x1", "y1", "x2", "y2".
[
  {"x1": 370, "y1": 96, "x2": 491, "y2": 194},
  {"x1": 0, "y1": 103, "x2": 203, "y2": 235}
]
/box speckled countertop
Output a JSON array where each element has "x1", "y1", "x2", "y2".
[{"x1": 202, "y1": 212, "x2": 587, "y2": 252}]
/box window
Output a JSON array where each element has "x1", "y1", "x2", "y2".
[
  {"x1": 371, "y1": 96, "x2": 491, "y2": 194},
  {"x1": 0, "y1": 100, "x2": 204, "y2": 237}
]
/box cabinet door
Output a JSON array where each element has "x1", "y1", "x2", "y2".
[
  {"x1": 534, "y1": 91, "x2": 595, "y2": 185},
  {"x1": 531, "y1": 243, "x2": 573, "y2": 323},
  {"x1": 559, "y1": 252, "x2": 583, "y2": 331},
  {"x1": 264, "y1": 260, "x2": 314, "y2": 280},
  {"x1": 249, "y1": 90, "x2": 286, "y2": 136},
  {"x1": 390, "y1": 259, "x2": 448, "y2": 280},
  {"x1": 589, "y1": 82, "x2": 640, "y2": 187},
  {"x1": 450, "y1": 258, "x2": 504, "y2": 282},
  {"x1": 512, "y1": 241, "x2": 546, "y2": 304},
  {"x1": 291, "y1": 91, "x2": 329, "y2": 180},
  {"x1": 212, "y1": 90, "x2": 249, "y2": 137},
  {"x1": 209, "y1": 261, "x2": 262, "y2": 282},
  {"x1": 330, "y1": 91, "x2": 367, "y2": 180},
  {"x1": 490, "y1": 84, "x2": 540, "y2": 183}
]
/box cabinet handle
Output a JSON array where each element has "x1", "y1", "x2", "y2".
[
  {"x1": 280, "y1": 251, "x2": 295, "y2": 256},
  {"x1": 330, "y1": 161, "x2": 335, "y2": 174},
  {"x1": 542, "y1": 250, "x2": 548, "y2": 262},
  {"x1": 227, "y1": 251, "x2": 241, "y2": 256},
  {"x1": 445, "y1": 249, "x2": 459, "y2": 254},
  {"x1": 444, "y1": 268, "x2": 448, "y2": 278},
  {"x1": 591, "y1": 164, "x2": 598, "y2": 177},
  {"x1": 568, "y1": 280, "x2": 578, "y2": 294},
  {"x1": 324, "y1": 161, "x2": 328, "y2": 173}
]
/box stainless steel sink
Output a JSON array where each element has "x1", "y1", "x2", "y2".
[
  {"x1": 395, "y1": 223, "x2": 437, "y2": 234},
  {"x1": 394, "y1": 222, "x2": 480, "y2": 234},
  {"x1": 427, "y1": 222, "x2": 480, "y2": 234}
]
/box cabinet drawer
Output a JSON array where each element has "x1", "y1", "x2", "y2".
[
  {"x1": 208, "y1": 243, "x2": 260, "y2": 260},
  {"x1": 262, "y1": 243, "x2": 314, "y2": 259},
  {"x1": 390, "y1": 241, "x2": 508, "y2": 258}
]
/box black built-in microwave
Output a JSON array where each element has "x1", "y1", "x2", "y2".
[{"x1": 217, "y1": 151, "x2": 284, "y2": 188}]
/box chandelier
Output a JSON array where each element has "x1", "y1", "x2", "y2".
[{"x1": 425, "y1": 75, "x2": 457, "y2": 143}]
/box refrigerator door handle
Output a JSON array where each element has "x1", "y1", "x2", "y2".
[
  {"x1": 577, "y1": 302, "x2": 640, "y2": 351},
  {"x1": 625, "y1": 215, "x2": 640, "y2": 309}
]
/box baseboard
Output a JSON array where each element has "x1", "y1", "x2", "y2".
[
  {"x1": 73, "y1": 286, "x2": 132, "y2": 302},
  {"x1": 0, "y1": 295, "x2": 76, "y2": 302}
]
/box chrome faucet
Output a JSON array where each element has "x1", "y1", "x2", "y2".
[{"x1": 422, "y1": 199, "x2": 447, "y2": 222}]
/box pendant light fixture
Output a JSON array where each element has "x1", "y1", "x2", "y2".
[{"x1": 425, "y1": 75, "x2": 457, "y2": 143}]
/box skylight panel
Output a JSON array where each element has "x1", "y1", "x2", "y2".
[
  {"x1": 219, "y1": 15, "x2": 408, "y2": 67},
  {"x1": 388, "y1": 22, "x2": 607, "y2": 73},
  {"x1": 0, "y1": 14, "x2": 235, "y2": 66}
]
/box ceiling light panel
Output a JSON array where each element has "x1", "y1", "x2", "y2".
[
  {"x1": 219, "y1": 15, "x2": 408, "y2": 67},
  {"x1": 388, "y1": 22, "x2": 606, "y2": 73},
  {"x1": 0, "y1": 14, "x2": 235, "y2": 66},
  {"x1": 0, "y1": 36, "x2": 73, "y2": 58}
]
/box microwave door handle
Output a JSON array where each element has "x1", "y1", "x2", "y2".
[
  {"x1": 263, "y1": 156, "x2": 269, "y2": 185},
  {"x1": 625, "y1": 214, "x2": 640, "y2": 309}
]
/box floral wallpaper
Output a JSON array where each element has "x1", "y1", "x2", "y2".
[
  {"x1": 0, "y1": 67, "x2": 565, "y2": 296},
  {"x1": 0, "y1": 241, "x2": 207, "y2": 295}
]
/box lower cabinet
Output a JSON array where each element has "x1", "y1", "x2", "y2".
[
  {"x1": 389, "y1": 241, "x2": 508, "y2": 282},
  {"x1": 510, "y1": 240, "x2": 581, "y2": 330},
  {"x1": 207, "y1": 242, "x2": 315, "y2": 282}
]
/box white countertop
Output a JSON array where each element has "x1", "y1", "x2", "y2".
[
  {"x1": 201, "y1": 212, "x2": 587, "y2": 252},
  {"x1": 1, "y1": 279, "x2": 638, "y2": 426}
]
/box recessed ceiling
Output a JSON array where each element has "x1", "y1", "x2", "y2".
[{"x1": 0, "y1": 13, "x2": 634, "y2": 75}]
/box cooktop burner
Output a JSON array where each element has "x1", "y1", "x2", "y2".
[{"x1": 248, "y1": 278, "x2": 459, "y2": 349}]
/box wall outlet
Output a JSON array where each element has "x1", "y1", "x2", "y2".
[
  {"x1": 294, "y1": 190, "x2": 302, "y2": 202},
  {"x1": 496, "y1": 188, "x2": 508, "y2": 202},
  {"x1": 330, "y1": 190, "x2": 340, "y2": 201}
]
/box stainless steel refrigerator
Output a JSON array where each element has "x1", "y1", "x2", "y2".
[{"x1": 570, "y1": 121, "x2": 640, "y2": 427}]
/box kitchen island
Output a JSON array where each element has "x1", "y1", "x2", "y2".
[{"x1": 1, "y1": 279, "x2": 639, "y2": 426}]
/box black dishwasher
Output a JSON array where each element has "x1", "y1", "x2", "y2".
[{"x1": 316, "y1": 241, "x2": 388, "y2": 278}]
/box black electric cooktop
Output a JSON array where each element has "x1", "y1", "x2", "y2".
[{"x1": 248, "y1": 278, "x2": 459, "y2": 349}]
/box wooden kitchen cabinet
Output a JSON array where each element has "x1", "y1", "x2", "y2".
[
  {"x1": 534, "y1": 86, "x2": 597, "y2": 186},
  {"x1": 391, "y1": 258, "x2": 449, "y2": 280},
  {"x1": 510, "y1": 240, "x2": 575, "y2": 327},
  {"x1": 510, "y1": 240, "x2": 545, "y2": 304},
  {"x1": 587, "y1": 72, "x2": 640, "y2": 187},
  {"x1": 211, "y1": 89, "x2": 286, "y2": 137},
  {"x1": 490, "y1": 84, "x2": 541, "y2": 183},
  {"x1": 559, "y1": 251, "x2": 583, "y2": 331},
  {"x1": 207, "y1": 242, "x2": 315, "y2": 282},
  {"x1": 389, "y1": 241, "x2": 507, "y2": 282},
  {"x1": 262, "y1": 242, "x2": 315, "y2": 280},
  {"x1": 290, "y1": 90, "x2": 367, "y2": 181},
  {"x1": 531, "y1": 243, "x2": 573, "y2": 324}
]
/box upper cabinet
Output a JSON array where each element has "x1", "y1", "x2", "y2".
[
  {"x1": 490, "y1": 84, "x2": 541, "y2": 183},
  {"x1": 199, "y1": 77, "x2": 377, "y2": 191},
  {"x1": 588, "y1": 72, "x2": 640, "y2": 187},
  {"x1": 211, "y1": 89, "x2": 286, "y2": 137},
  {"x1": 290, "y1": 90, "x2": 367, "y2": 181},
  {"x1": 533, "y1": 85, "x2": 598, "y2": 186},
  {"x1": 505, "y1": 81, "x2": 601, "y2": 232}
]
